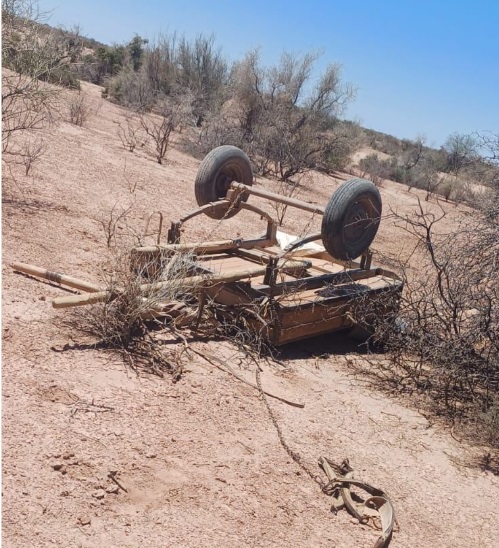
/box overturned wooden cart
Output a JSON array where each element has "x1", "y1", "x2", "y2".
[{"x1": 13, "y1": 145, "x2": 402, "y2": 345}]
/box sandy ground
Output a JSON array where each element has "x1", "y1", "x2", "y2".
[{"x1": 3, "y1": 81, "x2": 499, "y2": 547}]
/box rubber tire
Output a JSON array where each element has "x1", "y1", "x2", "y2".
[
  {"x1": 194, "y1": 145, "x2": 253, "y2": 220},
  {"x1": 321, "y1": 178, "x2": 382, "y2": 260}
]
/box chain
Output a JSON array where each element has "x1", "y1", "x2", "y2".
[{"x1": 255, "y1": 366, "x2": 325, "y2": 488}]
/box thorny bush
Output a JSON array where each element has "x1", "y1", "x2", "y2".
[{"x1": 354, "y1": 192, "x2": 499, "y2": 447}]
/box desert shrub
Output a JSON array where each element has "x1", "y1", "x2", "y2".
[
  {"x1": 443, "y1": 133, "x2": 479, "y2": 175},
  {"x1": 361, "y1": 195, "x2": 499, "y2": 446},
  {"x1": 77, "y1": 39, "x2": 145, "y2": 86},
  {"x1": 105, "y1": 32, "x2": 228, "y2": 124},
  {"x1": 66, "y1": 90, "x2": 94, "y2": 126},
  {"x1": 439, "y1": 179, "x2": 453, "y2": 201},
  {"x1": 268, "y1": 178, "x2": 303, "y2": 226},
  {"x1": 194, "y1": 108, "x2": 245, "y2": 158},
  {"x1": 211, "y1": 49, "x2": 358, "y2": 181},
  {"x1": 358, "y1": 153, "x2": 393, "y2": 186},
  {"x1": 20, "y1": 134, "x2": 46, "y2": 175},
  {"x1": 117, "y1": 114, "x2": 144, "y2": 152},
  {"x1": 140, "y1": 95, "x2": 193, "y2": 164},
  {"x1": 105, "y1": 67, "x2": 156, "y2": 111},
  {"x1": 2, "y1": 1, "x2": 83, "y2": 90},
  {"x1": 2, "y1": 0, "x2": 82, "y2": 162}
]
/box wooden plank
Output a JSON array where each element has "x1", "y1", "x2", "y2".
[
  {"x1": 132, "y1": 236, "x2": 273, "y2": 255},
  {"x1": 273, "y1": 316, "x2": 350, "y2": 345},
  {"x1": 255, "y1": 268, "x2": 380, "y2": 297}
]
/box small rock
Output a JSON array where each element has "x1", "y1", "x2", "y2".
[
  {"x1": 106, "y1": 485, "x2": 119, "y2": 494},
  {"x1": 52, "y1": 463, "x2": 64, "y2": 471},
  {"x1": 145, "y1": 452, "x2": 156, "y2": 459},
  {"x1": 60, "y1": 490, "x2": 69, "y2": 497},
  {"x1": 22, "y1": 491, "x2": 29, "y2": 496},
  {"x1": 63, "y1": 452, "x2": 75, "y2": 460},
  {"x1": 79, "y1": 516, "x2": 91, "y2": 526},
  {"x1": 39, "y1": 296, "x2": 46, "y2": 301},
  {"x1": 92, "y1": 489, "x2": 105, "y2": 500}
]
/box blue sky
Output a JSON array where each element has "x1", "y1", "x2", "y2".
[{"x1": 39, "y1": 0, "x2": 499, "y2": 147}]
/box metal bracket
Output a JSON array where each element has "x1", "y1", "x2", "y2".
[
  {"x1": 360, "y1": 250, "x2": 373, "y2": 270},
  {"x1": 167, "y1": 221, "x2": 182, "y2": 244},
  {"x1": 263, "y1": 256, "x2": 279, "y2": 286}
]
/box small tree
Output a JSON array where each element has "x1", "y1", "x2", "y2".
[
  {"x1": 413, "y1": 156, "x2": 443, "y2": 201},
  {"x1": 227, "y1": 49, "x2": 357, "y2": 180},
  {"x1": 127, "y1": 34, "x2": 148, "y2": 71},
  {"x1": 140, "y1": 96, "x2": 192, "y2": 164},
  {"x1": 443, "y1": 133, "x2": 478, "y2": 175}
]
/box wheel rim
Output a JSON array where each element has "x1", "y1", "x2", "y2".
[
  {"x1": 342, "y1": 197, "x2": 378, "y2": 247},
  {"x1": 214, "y1": 165, "x2": 242, "y2": 200}
]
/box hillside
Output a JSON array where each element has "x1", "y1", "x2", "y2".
[{"x1": 3, "y1": 80, "x2": 499, "y2": 547}]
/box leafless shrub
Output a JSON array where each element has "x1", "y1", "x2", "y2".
[
  {"x1": 96, "y1": 164, "x2": 140, "y2": 248},
  {"x1": 355, "y1": 196, "x2": 499, "y2": 446},
  {"x1": 140, "y1": 111, "x2": 173, "y2": 164},
  {"x1": 97, "y1": 201, "x2": 136, "y2": 248},
  {"x1": 207, "y1": 298, "x2": 277, "y2": 359},
  {"x1": 268, "y1": 178, "x2": 303, "y2": 226},
  {"x1": 117, "y1": 114, "x2": 144, "y2": 152},
  {"x1": 21, "y1": 134, "x2": 47, "y2": 175},
  {"x1": 140, "y1": 96, "x2": 193, "y2": 164},
  {"x1": 66, "y1": 90, "x2": 93, "y2": 126},
  {"x1": 197, "y1": 108, "x2": 245, "y2": 154}
]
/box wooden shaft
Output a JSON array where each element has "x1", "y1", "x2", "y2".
[
  {"x1": 11, "y1": 262, "x2": 101, "y2": 293},
  {"x1": 52, "y1": 259, "x2": 309, "y2": 309},
  {"x1": 230, "y1": 182, "x2": 326, "y2": 216}
]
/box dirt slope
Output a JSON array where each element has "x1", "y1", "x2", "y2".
[{"x1": 3, "y1": 81, "x2": 498, "y2": 547}]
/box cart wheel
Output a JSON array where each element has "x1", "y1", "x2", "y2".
[
  {"x1": 194, "y1": 145, "x2": 253, "y2": 219},
  {"x1": 321, "y1": 178, "x2": 382, "y2": 260}
]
